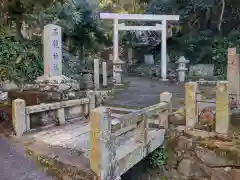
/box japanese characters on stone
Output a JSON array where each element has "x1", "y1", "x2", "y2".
[{"x1": 51, "y1": 27, "x2": 62, "y2": 75}]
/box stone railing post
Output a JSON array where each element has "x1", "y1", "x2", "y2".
[
  {"x1": 90, "y1": 107, "x2": 117, "y2": 180},
  {"x1": 57, "y1": 108, "x2": 65, "y2": 125},
  {"x1": 102, "y1": 61, "x2": 107, "y2": 87},
  {"x1": 135, "y1": 114, "x2": 148, "y2": 143},
  {"x1": 159, "y1": 92, "x2": 173, "y2": 129},
  {"x1": 86, "y1": 90, "x2": 96, "y2": 113},
  {"x1": 216, "y1": 81, "x2": 229, "y2": 134},
  {"x1": 227, "y1": 48, "x2": 239, "y2": 99},
  {"x1": 12, "y1": 98, "x2": 27, "y2": 136},
  {"x1": 185, "y1": 82, "x2": 198, "y2": 129},
  {"x1": 94, "y1": 59, "x2": 100, "y2": 89}
]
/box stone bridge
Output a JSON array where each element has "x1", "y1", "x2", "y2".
[{"x1": 9, "y1": 76, "x2": 184, "y2": 180}]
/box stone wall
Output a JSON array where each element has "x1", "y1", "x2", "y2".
[{"x1": 165, "y1": 126, "x2": 240, "y2": 180}]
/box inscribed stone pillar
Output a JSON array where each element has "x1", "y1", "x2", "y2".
[
  {"x1": 94, "y1": 59, "x2": 100, "y2": 89},
  {"x1": 102, "y1": 62, "x2": 107, "y2": 87},
  {"x1": 227, "y1": 48, "x2": 239, "y2": 99},
  {"x1": 185, "y1": 82, "x2": 197, "y2": 128},
  {"x1": 43, "y1": 24, "x2": 62, "y2": 76},
  {"x1": 216, "y1": 81, "x2": 229, "y2": 134}
]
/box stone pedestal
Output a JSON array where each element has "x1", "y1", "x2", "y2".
[
  {"x1": 113, "y1": 58, "x2": 124, "y2": 86},
  {"x1": 177, "y1": 56, "x2": 189, "y2": 82}
]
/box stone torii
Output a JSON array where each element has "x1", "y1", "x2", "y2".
[{"x1": 100, "y1": 13, "x2": 179, "y2": 80}]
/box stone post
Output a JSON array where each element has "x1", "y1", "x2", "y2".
[
  {"x1": 90, "y1": 107, "x2": 117, "y2": 180},
  {"x1": 159, "y1": 92, "x2": 173, "y2": 129},
  {"x1": 216, "y1": 81, "x2": 229, "y2": 134},
  {"x1": 86, "y1": 90, "x2": 96, "y2": 112},
  {"x1": 185, "y1": 82, "x2": 198, "y2": 129},
  {"x1": 135, "y1": 114, "x2": 147, "y2": 143},
  {"x1": 228, "y1": 48, "x2": 240, "y2": 104},
  {"x1": 161, "y1": 20, "x2": 167, "y2": 80},
  {"x1": 43, "y1": 24, "x2": 62, "y2": 76},
  {"x1": 57, "y1": 108, "x2": 65, "y2": 125},
  {"x1": 12, "y1": 99, "x2": 27, "y2": 136},
  {"x1": 102, "y1": 61, "x2": 107, "y2": 87},
  {"x1": 113, "y1": 19, "x2": 119, "y2": 80},
  {"x1": 128, "y1": 48, "x2": 133, "y2": 65},
  {"x1": 94, "y1": 59, "x2": 100, "y2": 89}
]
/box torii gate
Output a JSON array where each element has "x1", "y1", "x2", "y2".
[{"x1": 100, "y1": 13, "x2": 179, "y2": 81}]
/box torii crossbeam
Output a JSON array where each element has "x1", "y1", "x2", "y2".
[{"x1": 100, "y1": 13, "x2": 179, "y2": 80}]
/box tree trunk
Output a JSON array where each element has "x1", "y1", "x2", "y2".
[
  {"x1": 218, "y1": 0, "x2": 225, "y2": 34},
  {"x1": 79, "y1": 44, "x2": 84, "y2": 64},
  {"x1": 15, "y1": 14, "x2": 23, "y2": 41}
]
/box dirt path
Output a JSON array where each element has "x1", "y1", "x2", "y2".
[{"x1": 104, "y1": 76, "x2": 185, "y2": 109}]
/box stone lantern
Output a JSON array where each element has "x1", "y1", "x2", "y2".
[
  {"x1": 113, "y1": 58, "x2": 124, "y2": 86},
  {"x1": 176, "y1": 56, "x2": 189, "y2": 82}
]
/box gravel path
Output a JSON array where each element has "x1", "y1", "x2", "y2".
[
  {"x1": 104, "y1": 76, "x2": 185, "y2": 109},
  {"x1": 0, "y1": 137, "x2": 55, "y2": 180}
]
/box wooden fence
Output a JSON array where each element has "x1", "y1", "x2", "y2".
[
  {"x1": 185, "y1": 81, "x2": 229, "y2": 134},
  {"x1": 89, "y1": 92, "x2": 172, "y2": 180},
  {"x1": 12, "y1": 90, "x2": 95, "y2": 136}
]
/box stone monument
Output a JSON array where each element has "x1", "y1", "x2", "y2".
[{"x1": 43, "y1": 24, "x2": 62, "y2": 76}]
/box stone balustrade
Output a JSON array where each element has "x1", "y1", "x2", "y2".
[{"x1": 12, "y1": 90, "x2": 95, "y2": 136}]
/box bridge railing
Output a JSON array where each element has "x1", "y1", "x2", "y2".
[
  {"x1": 12, "y1": 90, "x2": 95, "y2": 136},
  {"x1": 90, "y1": 92, "x2": 172, "y2": 180}
]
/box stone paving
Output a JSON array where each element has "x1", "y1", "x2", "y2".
[{"x1": 103, "y1": 76, "x2": 185, "y2": 109}]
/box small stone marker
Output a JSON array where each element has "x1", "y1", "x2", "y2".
[
  {"x1": 43, "y1": 24, "x2": 62, "y2": 76},
  {"x1": 102, "y1": 61, "x2": 107, "y2": 87},
  {"x1": 94, "y1": 59, "x2": 100, "y2": 89}
]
